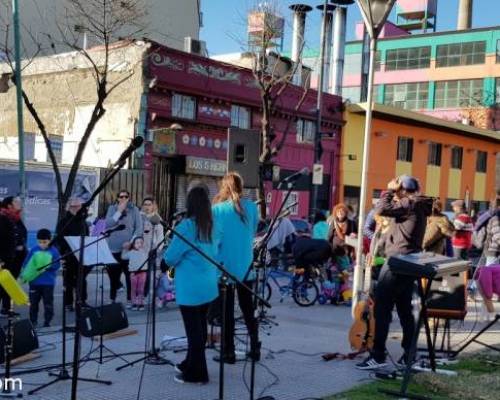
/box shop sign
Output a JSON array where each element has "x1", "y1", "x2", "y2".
[
  {"x1": 186, "y1": 156, "x2": 227, "y2": 177},
  {"x1": 152, "y1": 128, "x2": 176, "y2": 156}
]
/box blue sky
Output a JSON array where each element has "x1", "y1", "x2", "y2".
[{"x1": 201, "y1": 0, "x2": 499, "y2": 56}]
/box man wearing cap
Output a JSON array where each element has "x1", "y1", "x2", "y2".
[
  {"x1": 356, "y1": 175, "x2": 433, "y2": 370},
  {"x1": 451, "y1": 200, "x2": 473, "y2": 260}
]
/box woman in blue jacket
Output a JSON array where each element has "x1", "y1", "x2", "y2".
[
  {"x1": 164, "y1": 185, "x2": 218, "y2": 384},
  {"x1": 212, "y1": 172, "x2": 260, "y2": 364}
]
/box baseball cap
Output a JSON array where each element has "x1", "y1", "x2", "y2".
[{"x1": 398, "y1": 175, "x2": 420, "y2": 193}]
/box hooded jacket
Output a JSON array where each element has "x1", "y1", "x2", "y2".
[{"x1": 375, "y1": 190, "x2": 433, "y2": 257}]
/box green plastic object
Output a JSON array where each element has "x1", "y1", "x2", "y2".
[{"x1": 20, "y1": 251, "x2": 53, "y2": 284}]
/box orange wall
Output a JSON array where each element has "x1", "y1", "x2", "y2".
[{"x1": 341, "y1": 113, "x2": 500, "y2": 212}]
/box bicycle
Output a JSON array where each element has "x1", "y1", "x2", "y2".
[{"x1": 257, "y1": 264, "x2": 319, "y2": 307}]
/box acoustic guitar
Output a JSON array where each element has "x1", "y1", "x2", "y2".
[{"x1": 348, "y1": 254, "x2": 383, "y2": 351}]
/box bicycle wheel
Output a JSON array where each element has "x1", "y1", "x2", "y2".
[{"x1": 292, "y1": 280, "x2": 319, "y2": 307}]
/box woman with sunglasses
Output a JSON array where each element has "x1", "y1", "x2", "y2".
[
  {"x1": 105, "y1": 189, "x2": 143, "y2": 305},
  {"x1": 164, "y1": 184, "x2": 219, "y2": 384}
]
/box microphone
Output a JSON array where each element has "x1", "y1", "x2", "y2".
[
  {"x1": 114, "y1": 136, "x2": 144, "y2": 166},
  {"x1": 103, "y1": 224, "x2": 126, "y2": 235},
  {"x1": 278, "y1": 167, "x2": 310, "y2": 188}
]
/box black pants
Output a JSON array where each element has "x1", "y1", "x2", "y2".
[
  {"x1": 63, "y1": 255, "x2": 90, "y2": 306},
  {"x1": 107, "y1": 252, "x2": 131, "y2": 301},
  {"x1": 0, "y1": 249, "x2": 26, "y2": 311},
  {"x1": 222, "y1": 281, "x2": 258, "y2": 356},
  {"x1": 372, "y1": 262, "x2": 416, "y2": 362},
  {"x1": 29, "y1": 285, "x2": 54, "y2": 325},
  {"x1": 179, "y1": 303, "x2": 209, "y2": 382}
]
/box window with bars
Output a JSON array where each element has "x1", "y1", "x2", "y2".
[
  {"x1": 428, "y1": 142, "x2": 442, "y2": 166},
  {"x1": 230, "y1": 105, "x2": 251, "y2": 129},
  {"x1": 384, "y1": 82, "x2": 429, "y2": 110},
  {"x1": 497, "y1": 40, "x2": 500, "y2": 63},
  {"x1": 296, "y1": 119, "x2": 315, "y2": 144},
  {"x1": 385, "y1": 46, "x2": 431, "y2": 71},
  {"x1": 436, "y1": 41, "x2": 486, "y2": 68},
  {"x1": 451, "y1": 146, "x2": 463, "y2": 169},
  {"x1": 172, "y1": 93, "x2": 196, "y2": 119},
  {"x1": 397, "y1": 137, "x2": 413, "y2": 162},
  {"x1": 434, "y1": 79, "x2": 484, "y2": 108},
  {"x1": 476, "y1": 151, "x2": 487, "y2": 173}
]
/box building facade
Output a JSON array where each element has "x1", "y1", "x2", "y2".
[
  {"x1": 340, "y1": 25, "x2": 500, "y2": 130},
  {"x1": 341, "y1": 103, "x2": 500, "y2": 214},
  {"x1": 1, "y1": 0, "x2": 202, "y2": 56},
  {"x1": 0, "y1": 40, "x2": 343, "y2": 219},
  {"x1": 145, "y1": 43, "x2": 343, "y2": 218}
]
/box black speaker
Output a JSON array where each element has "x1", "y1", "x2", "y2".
[
  {"x1": 427, "y1": 272, "x2": 468, "y2": 319},
  {"x1": 0, "y1": 319, "x2": 39, "y2": 364},
  {"x1": 227, "y1": 128, "x2": 261, "y2": 188},
  {"x1": 78, "y1": 303, "x2": 129, "y2": 337}
]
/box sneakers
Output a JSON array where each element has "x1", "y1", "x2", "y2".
[
  {"x1": 131, "y1": 305, "x2": 138, "y2": 311},
  {"x1": 174, "y1": 374, "x2": 185, "y2": 384},
  {"x1": 138, "y1": 305, "x2": 145, "y2": 311},
  {"x1": 126, "y1": 302, "x2": 132, "y2": 309},
  {"x1": 356, "y1": 355, "x2": 388, "y2": 370},
  {"x1": 174, "y1": 364, "x2": 183, "y2": 374}
]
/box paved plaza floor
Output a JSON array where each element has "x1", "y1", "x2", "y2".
[{"x1": 1, "y1": 274, "x2": 499, "y2": 400}]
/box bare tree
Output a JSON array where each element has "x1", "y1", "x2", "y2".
[
  {"x1": 248, "y1": 1, "x2": 310, "y2": 218},
  {"x1": 459, "y1": 89, "x2": 499, "y2": 130},
  {"x1": 0, "y1": 0, "x2": 145, "y2": 219}
]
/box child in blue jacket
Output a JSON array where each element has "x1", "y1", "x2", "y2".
[{"x1": 22, "y1": 229, "x2": 61, "y2": 327}]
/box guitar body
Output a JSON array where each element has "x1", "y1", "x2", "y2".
[{"x1": 349, "y1": 297, "x2": 375, "y2": 351}]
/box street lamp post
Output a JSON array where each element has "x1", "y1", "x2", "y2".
[
  {"x1": 12, "y1": 0, "x2": 25, "y2": 204},
  {"x1": 352, "y1": 0, "x2": 396, "y2": 316}
]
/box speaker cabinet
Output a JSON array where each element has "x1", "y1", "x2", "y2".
[
  {"x1": 227, "y1": 128, "x2": 261, "y2": 188},
  {"x1": 426, "y1": 272, "x2": 468, "y2": 320},
  {"x1": 78, "y1": 303, "x2": 129, "y2": 337},
  {"x1": 0, "y1": 319, "x2": 39, "y2": 363}
]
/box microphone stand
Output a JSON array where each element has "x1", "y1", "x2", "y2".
[
  {"x1": 164, "y1": 223, "x2": 271, "y2": 400},
  {"x1": 27, "y1": 233, "x2": 115, "y2": 396},
  {"x1": 249, "y1": 180, "x2": 297, "y2": 400},
  {"x1": 70, "y1": 147, "x2": 141, "y2": 400},
  {"x1": 115, "y1": 223, "x2": 174, "y2": 370}
]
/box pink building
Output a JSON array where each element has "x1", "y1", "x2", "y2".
[{"x1": 144, "y1": 43, "x2": 344, "y2": 218}]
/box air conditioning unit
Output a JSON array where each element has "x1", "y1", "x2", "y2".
[{"x1": 184, "y1": 37, "x2": 207, "y2": 56}]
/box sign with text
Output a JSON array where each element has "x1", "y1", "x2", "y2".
[
  {"x1": 185, "y1": 156, "x2": 227, "y2": 177},
  {"x1": 312, "y1": 163, "x2": 324, "y2": 185}
]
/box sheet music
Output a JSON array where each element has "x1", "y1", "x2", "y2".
[{"x1": 65, "y1": 236, "x2": 117, "y2": 266}]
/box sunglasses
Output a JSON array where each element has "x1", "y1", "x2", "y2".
[{"x1": 118, "y1": 195, "x2": 129, "y2": 199}]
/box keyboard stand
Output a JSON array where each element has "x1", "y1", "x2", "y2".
[
  {"x1": 449, "y1": 314, "x2": 500, "y2": 357},
  {"x1": 380, "y1": 277, "x2": 437, "y2": 400}
]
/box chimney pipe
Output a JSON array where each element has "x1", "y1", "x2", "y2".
[
  {"x1": 317, "y1": 4, "x2": 336, "y2": 93},
  {"x1": 289, "y1": 4, "x2": 312, "y2": 85},
  {"x1": 457, "y1": 0, "x2": 473, "y2": 30},
  {"x1": 330, "y1": 2, "x2": 353, "y2": 96}
]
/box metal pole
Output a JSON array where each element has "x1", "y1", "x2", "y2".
[
  {"x1": 352, "y1": 36, "x2": 377, "y2": 316},
  {"x1": 12, "y1": 0, "x2": 25, "y2": 203},
  {"x1": 311, "y1": 0, "x2": 329, "y2": 216}
]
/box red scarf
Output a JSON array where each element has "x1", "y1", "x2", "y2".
[{"x1": 0, "y1": 208, "x2": 22, "y2": 222}]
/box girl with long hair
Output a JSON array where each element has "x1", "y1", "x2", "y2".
[
  {"x1": 164, "y1": 185, "x2": 219, "y2": 384},
  {"x1": 212, "y1": 172, "x2": 260, "y2": 364}
]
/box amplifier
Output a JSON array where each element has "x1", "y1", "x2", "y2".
[
  {"x1": 78, "y1": 303, "x2": 129, "y2": 337},
  {"x1": 0, "y1": 319, "x2": 39, "y2": 363},
  {"x1": 426, "y1": 271, "x2": 468, "y2": 320}
]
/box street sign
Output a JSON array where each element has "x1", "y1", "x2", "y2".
[{"x1": 312, "y1": 163, "x2": 324, "y2": 185}]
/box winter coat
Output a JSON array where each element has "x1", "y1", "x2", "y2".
[
  {"x1": 484, "y1": 212, "x2": 500, "y2": 258},
  {"x1": 423, "y1": 214, "x2": 455, "y2": 255},
  {"x1": 105, "y1": 202, "x2": 143, "y2": 253},
  {"x1": 0, "y1": 213, "x2": 15, "y2": 266}
]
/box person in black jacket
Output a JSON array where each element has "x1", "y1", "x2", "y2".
[
  {"x1": 56, "y1": 198, "x2": 90, "y2": 311},
  {"x1": 0, "y1": 196, "x2": 27, "y2": 314},
  {"x1": 356, "y1": 175, "x2": 433, "y2": 370}
]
